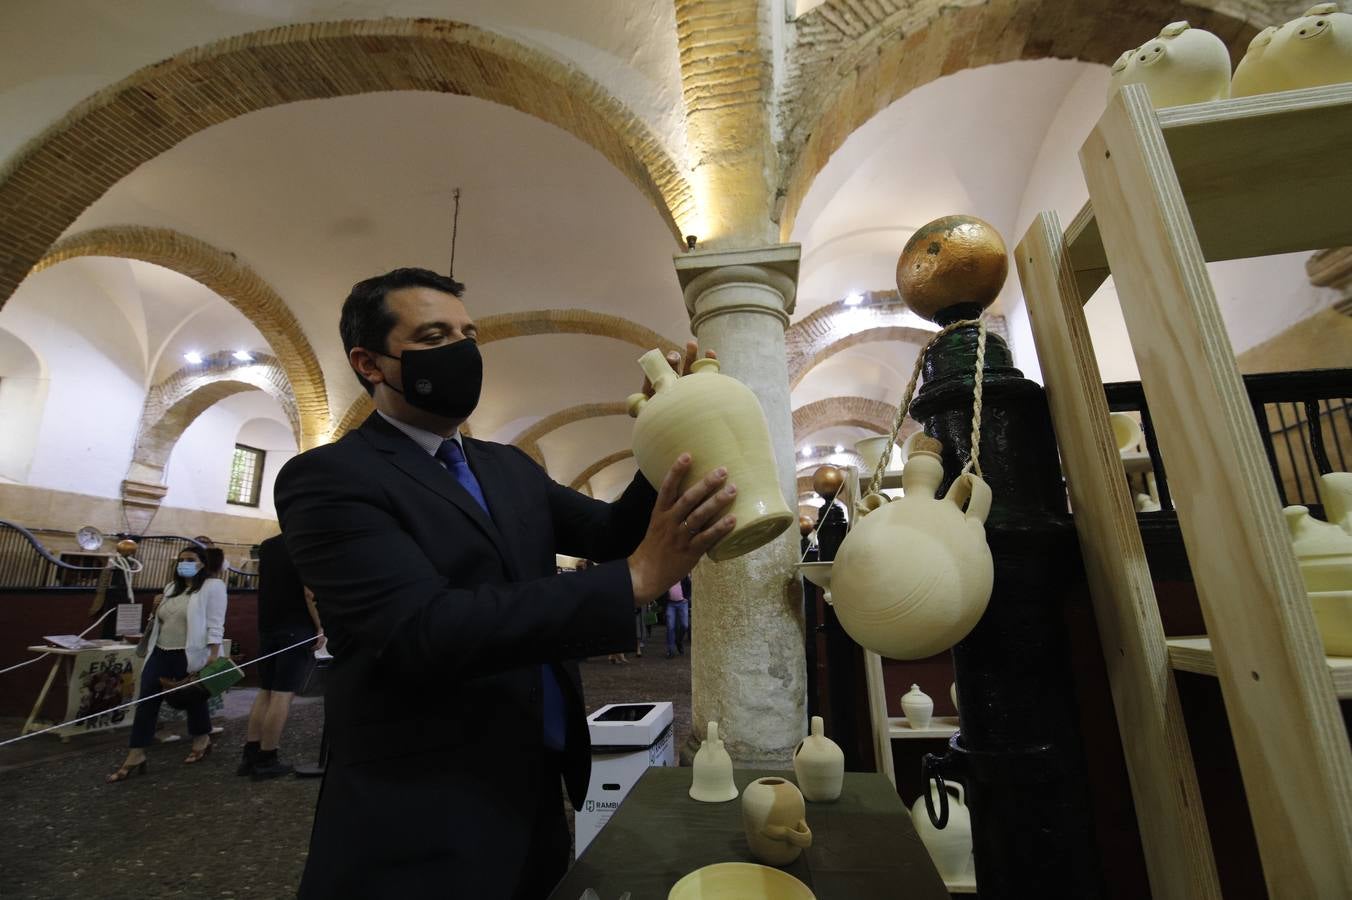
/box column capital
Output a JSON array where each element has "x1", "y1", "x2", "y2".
[{"x1": 674, "y1": 244, "x2": 800, "y2": 332}]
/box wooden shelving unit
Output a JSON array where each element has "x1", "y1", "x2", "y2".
[
  {"x1": 1167, "y1": 636, "x2": 1352, "y2": 699},
  {"x1": 887, "y1": 716, "x2": 959, "y2": 739},
  {"x1": 1015, "y1": 82, "x2": 1352, "y2": 899}
]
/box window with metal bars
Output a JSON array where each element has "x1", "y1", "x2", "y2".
[{"x1": 226, "y1": 444, "x2": 265, "y2": 507}]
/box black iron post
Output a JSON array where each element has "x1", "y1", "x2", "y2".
[{"x1": 910, "y1": 304, "x2": 1105, "y2": 898}]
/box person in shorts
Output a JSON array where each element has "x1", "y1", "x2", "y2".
[{"x1": 238, "y1": 533, "x2": 324, "y2": 779}]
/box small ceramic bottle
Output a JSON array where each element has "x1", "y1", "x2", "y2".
[
  {"x1": 741, "y1": 776, "x2": 813, "y2": 866},
  {"x1": 901, "y1": 684, "x2": 934, "y2": 729},
  {"x1": 689, "y1": 721, "x2": 739, "y2": 802},
  {"x1": 911, "y1": 782, "x2": 973, "y2": 881},
  {"x1": 793, "y1": 716, "x2": 845, "y2": 802}
]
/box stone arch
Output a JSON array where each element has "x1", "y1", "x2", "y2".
[
  {"x1": 779, "y1": 0, "x2": 1276, "y2": 238},
  {"x1": 786, "y1": 294, "x2": 934, "y2": 388},
  {"x1": 569, "y1": 450, "x2": 634, "y2": 492},
  {"x1": 32, "y1": 226, "x2": 330, "y2": 448},
  {"x1": 331, "y1": 310, "x2": 681, "y2": 440},
  {"x1": 791, "y1": 396, "x2": 912, "y2": 448},
  {"x1": 0, "y1": 17, "x2": 696, "y2": 306},
  {"x1": 510, "y1": 401, "x2": 631, "y2": 466}
]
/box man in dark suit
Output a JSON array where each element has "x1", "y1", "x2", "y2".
[{"x1": 275, "y1": 268, "x2": 736, "y2": 899}]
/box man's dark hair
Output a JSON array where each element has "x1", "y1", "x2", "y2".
[{"x1": 340, "y1": 267, "x2": 466, "y2": 395}]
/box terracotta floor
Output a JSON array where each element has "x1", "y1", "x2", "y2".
[{"x1": 0, "y1": 628, "x2": 691, "y2": 900}]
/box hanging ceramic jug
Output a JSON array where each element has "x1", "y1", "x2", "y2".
[
  {"x1": 628, "y1": 350, "x2": 793, "y2": 562},
  {"x1": 690, "y1": 721, "x2": 739, "y2": 803},
  {"x1": 741, "y1": 777, "x2": 813, "y2": 866},
  {"x1": 792, "y1": 716, "x2": 844, "y2": 802},
  {"x1": 911, "y1": 782, "x2": 973, "y2": 882},
  {"x1": 1319, "y1": 472, "x2": 1352, "y2": 535},
  {"x1": 1108, "y1": 22, "x2": 1232, "y2": 108},
  {"x1": 901, "y1": 684, "x2": 934, "y2": 729},
  {"x1": 829, "y1": 435, "x2": 994, "y2": 659}
]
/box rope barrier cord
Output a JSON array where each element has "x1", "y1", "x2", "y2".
[
  {"x1": 0, "y1": 633, "x2": 319, "y2": 748},
  {"x1": 0, "y1": 607, "x2": 120, "y2": 677},
  {"x1": 865, "y1": 318, "x2": 988, "y2": 498}
]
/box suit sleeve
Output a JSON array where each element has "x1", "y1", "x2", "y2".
[
  {"x1": 513, "y1": 447, "x2": 656, "y2": 564},
  {"x1": 276, "y1": 448, "x2": 635, "y2": 682}
]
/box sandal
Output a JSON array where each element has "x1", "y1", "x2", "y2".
[
  {"x1": 184, "y1": 740, "x2": 212, "y2": 764},
  {"x1": 106, "y1": 760, "x2": 147, "y2": 783}
]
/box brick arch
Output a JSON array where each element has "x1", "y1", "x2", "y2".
[
  {"x1": 786, "y1": 294, "x2": 934, "y2": 389},
  {"x1": 794, "y1": 445, "x2": 866, "y2": 474},
  {"x1": 133, "y1": 352, "x2": 298, "y2": 473},
  {"x1": 33, "y1": 226, "x2": 330, "y2": 449},
  {"x1": 0, "y1": 17, "x2": 695, "y2": 307},
  {"x1": 331, "y1": 309, "x2": 681, "y2": 440},
  {"x1": 509, "y1": 401, "x2": 631, "y2": 466},
  {"x1": 779, "y1": 0, "x2": 1280, "y2": 239},
  {"x1": 792, "y1": 396, "x2": 914, "y2": 448},
  {"x1": 569, "y1": 450, "x2": 634, "y2": 492}
]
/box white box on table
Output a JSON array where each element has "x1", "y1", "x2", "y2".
[{"x1": 576, "y1": 701, "x2": 676, "y2": 855}]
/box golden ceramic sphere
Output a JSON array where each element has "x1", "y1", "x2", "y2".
[
  {"x1": 798, "y1": 515, "x2": 815, "y2": 536},
  {"x1": 812, "y1": 465, "x2": 845, "y2": 501},
  {"x1": 115, "y1": 539, "x2": 138, "y2": 556},
  {"x1": 896, "y1": 215, "x2": 1009, "y2": 321}
]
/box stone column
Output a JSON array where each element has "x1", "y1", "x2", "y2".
[{"x1": 674, "y1": 244, "x2": 805, "y2": 766}]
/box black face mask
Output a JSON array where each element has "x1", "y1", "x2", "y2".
[{"x1": 376, "y1": 338, "x2": 482, "y2": 420}]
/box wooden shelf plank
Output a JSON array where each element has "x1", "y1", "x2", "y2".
[
  {"x1": 1066, "y1": 83, "x2": 1352, "y2": 300},
  {"x1": 888, "y1": 716, "x2": 959, "y2": 739},
  {"x1": 1081, "y1": 83, "x2": 1352, "y2": 896},
  {"x1": 1167, "y1": 637, "x2": 1352, "y2": 699}
]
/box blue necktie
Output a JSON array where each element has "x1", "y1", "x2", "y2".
[{"x1": 436, "y1": 439, "x2": 567, "y2": 752}]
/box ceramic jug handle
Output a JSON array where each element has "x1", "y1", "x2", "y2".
[
  {"x1": 765, "y1": 822, "x2": 813, "y2": 848},
  {"x1": 923, "y1": 754, "x2": 950, "y2": 830},
  {"x1": 945, "y1": 474, "x2": 992, "y2": 525}
]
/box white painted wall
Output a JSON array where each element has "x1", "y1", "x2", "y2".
[
  {"x1": 0, "y1": 327, "x2": 49, "y2": 483},
  {"x1": 163, "y1": 392, "x2": 296, "y2": 519}
]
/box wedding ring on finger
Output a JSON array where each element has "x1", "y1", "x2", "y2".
[{"x1": 681, "y1": 519, "x2": 699, "y2": 538}]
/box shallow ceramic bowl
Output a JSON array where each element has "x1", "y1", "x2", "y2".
[
  {"x1": 668, "y1": 863, "x2": 816, "y2": 900},
  {"x1": 1309, "y1": 590, "x2": 1352, "y2": 656}
]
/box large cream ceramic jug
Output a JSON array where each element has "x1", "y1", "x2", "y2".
[
  {"x1": 829, "y1": 435, "x2": 994, "y2": 660},
  {"x1": 792, "y1": 716, "x2": 844, "y2": 803},
  {"x1": 911, "y1": 782, "x2": 973, "y2": 882},
  {"x1": 741, "y1": 777, "x2": 813, "y2": 866},
  {"x1": 628, "y1": 350, "x2": 792, "y2": 562}
]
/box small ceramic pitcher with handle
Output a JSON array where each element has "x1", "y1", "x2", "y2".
[{"x1": 741, "y1": 776, "x2": 813, "y2": 866}]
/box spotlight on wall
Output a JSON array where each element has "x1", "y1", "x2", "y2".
[
  {"x1": 843, "y1": 292, "x2": 864, "y2": 307},
  {"x1": 685, "y1": 235, "x2": 698, "y2": 251},
  {"x1": 800, "y1": 447, "x2": 813, "y2": 459},
  {"x1": 232, "y1": 350, "x2": 254, "y2": 362},
  {"x1": 183, "y1": 351, "x2": 203, "y2": 365}
]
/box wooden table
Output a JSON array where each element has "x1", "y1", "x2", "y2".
[
  {"x1": 21, "y1": 642, "x2": 141, "y2": 739},
  {"x1": 551, "y1": 767, "x2": 950, "y2": 900}
]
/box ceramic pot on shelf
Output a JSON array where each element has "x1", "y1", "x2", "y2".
[
  {"x1": 1108, "y1": 21, "x2": 1232, "y2": 109},
  {"x1": 1318, "y1": 472, "x2": 1352, "y2": 535},
  {"x1": 741, "y1": 776, "x2": 813, "y2": 866},
  {"x1": 792, "y1": 716, "x2": 844, "y2": 802},
  {"x1": 901, "y1": 684, "x2": 934, "y2": 729},
  {"x1": 828, "y1": 435, "x2": 994, "y2": 659},
  {"x1": 1234, "y1": 4, "x2": 1352, "y2": 96},
  {"x1": 911, "y1": 782, "x2": 973, "y2": 882},
  {"x1": 628, "y1": 350, "x2": 793, "y2": 562},
  {"x1": 690, "y1": 722, "x2": 739, "y2": 803}
]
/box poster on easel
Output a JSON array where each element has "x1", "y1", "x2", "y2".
[{"x1": 59, "y1": 646, "x2": 142, "y2": 737}]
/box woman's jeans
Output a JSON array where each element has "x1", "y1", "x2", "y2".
[
  {"x1": 666, "y1": 601, "x2": 690, "y2": 654},
  {"x1": 129, "y1": 648, "x2": 210, "y2": 748}
]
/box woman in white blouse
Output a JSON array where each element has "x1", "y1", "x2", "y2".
[{"x1": 106, "y1": 545, "x2": 228, "y2": 782}]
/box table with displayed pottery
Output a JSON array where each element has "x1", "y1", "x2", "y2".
[{"x1": 550, "y1": 768, "x2": 949, "y2": 900}]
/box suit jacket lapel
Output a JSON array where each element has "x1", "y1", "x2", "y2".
[
  {"x1": 462, "y1": 438, "x2": 524, "y2": 579},
  {"x1": 359, "y1": 415, "x2": 513, "y2": 568}
]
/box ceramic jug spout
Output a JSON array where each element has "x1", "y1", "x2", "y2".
[{"x1": 637, "y1": 348, "x2": 678, "y2": 393}]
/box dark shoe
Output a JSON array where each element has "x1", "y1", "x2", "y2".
[
  {"x1": 665, "y1": 650, "x2": 674, "y2": 659},
  {"x1": 251, "y1": 760, "x2": 295, "y2": 781},
  {"x1": 105, "y1": 760, "x2": 147, "y2": 784},
  {"x1": 677, "y1": 645, "x2": 685, "y2": 655},
  {"x1": 237, "y1": 741, "x2": 260, "y2": 776}
]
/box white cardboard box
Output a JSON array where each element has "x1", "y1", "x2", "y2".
[{"x1": 576, "y1": 702, "x2": 676, "y2": 855}]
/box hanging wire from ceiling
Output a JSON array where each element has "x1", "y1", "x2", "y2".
[{"x1": 449, "y1": 187, "x2": 462, "y2": 280}]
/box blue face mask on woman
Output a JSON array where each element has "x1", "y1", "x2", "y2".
[{"x1": 177, "y1": 561, "x2": 201, "y2": 578}]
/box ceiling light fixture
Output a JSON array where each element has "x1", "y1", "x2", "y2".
[
  {"x1": 183, "y1": 351, "x2": 203, "y2": 365},
  {"x1": 801, "y1": 447, "x2": 813, "y2": 459},
  {"x1": 844, "y1": 292, "x2": 863, "y2": 307},
  {"x1": 232, "y1": 350, "x2": 254, "y2": 362},
  {"x1": 833, "y1": 444, "x2": 844, "y2": 454}
]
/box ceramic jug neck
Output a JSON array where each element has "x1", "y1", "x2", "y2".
[{"x1": 902, "y1": 451, "x2": 944, "y2": 499}]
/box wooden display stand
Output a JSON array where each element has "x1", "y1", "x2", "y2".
[{"x1": 1015, "y1": 82, "x2": 1352, "y2": 898}]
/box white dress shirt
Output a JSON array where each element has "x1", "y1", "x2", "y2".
[{"x1": 378, "y1": 411, "x2": 461, "y2": 464}]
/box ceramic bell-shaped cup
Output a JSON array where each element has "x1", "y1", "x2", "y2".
[
  {"x1": 830, "y1": 436, "x2": 994, "y2": 659},
  {"x1": 628, "y1": 349, "x2": 793, "y2": 562},
  {"x1": 901, "y1": 684, "x2": 934, "y2": 729},
  {"x1": 690, "y1": 722, "x2": 739, "y2": 803},
  {"x1": 792, "y1": 716, "x2": 844, "y2": 803},
  {"x1": 742, "y1": 777, "x2": 813, "y2": 866}
]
